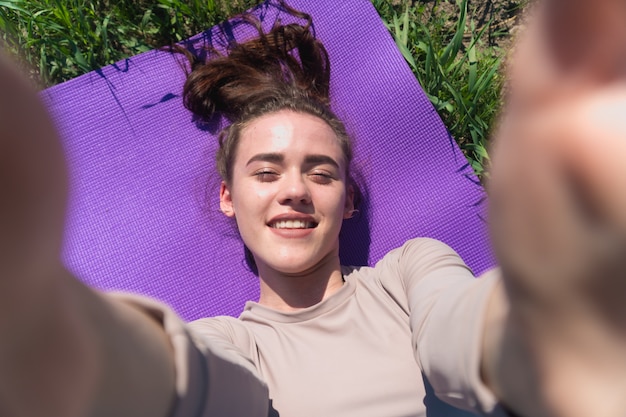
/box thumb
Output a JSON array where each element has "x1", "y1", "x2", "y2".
[
  {"x1": 544, "y1": 0, "x2": 626, "y2": 80},
  {"x1": 506, "y1": 0, "x2": 626, "y2": 112}
]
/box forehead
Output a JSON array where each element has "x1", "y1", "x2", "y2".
[{"x1": 237, "y1": 110, "x2": 344, "y2": 161}]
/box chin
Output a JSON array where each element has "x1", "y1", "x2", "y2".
[
  {"x1": 274, "y1": 252, "x2": 338, "y2": 276},
  {"x1": 252, "y1": 240, "x2": 340, "y2": 277},
  {"x1": 270, "y1": 260, "x2": 318, "y2": 276}
]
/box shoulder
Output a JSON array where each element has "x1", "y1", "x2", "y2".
[
  {"x1": 344, "y1": 238, "x2": 469, "y2": 282},
  {"x1": 190, "y1": 315, "x2": 253, "y2": 346},
  {"x1": 188, "y1": 316, "x2": 257, "y2": 361},
  {"x1": 388, "y1": 237, "x2": 459, "y2": 255},
  {"x1": 342, "y1": 239, "x2": 472, "y2": 309},
  {"x1": 377, "y1": 237, "x2": 469, "y2": 273},
  {"x1": 362, "y1": 238, "x2": 473, "y2": 298}
]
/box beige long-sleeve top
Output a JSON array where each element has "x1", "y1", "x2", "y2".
[{"x1": 127, "y1": 238, "x2": 510, "y2": 417}]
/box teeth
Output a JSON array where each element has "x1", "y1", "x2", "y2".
[{"x1": 271, "y1": 220, "x2": 313, "y2": 229}]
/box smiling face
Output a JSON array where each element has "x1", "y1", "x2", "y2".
[{"x1": 219, "y1": 110, "x2": 354, "y2": 279}]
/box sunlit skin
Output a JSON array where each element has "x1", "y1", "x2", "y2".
[{"x1": 219, "y1": 110, "x2": 354, "y2": 311}]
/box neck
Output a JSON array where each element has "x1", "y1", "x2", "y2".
[{"x1": 257, "y1": 251, "x2": 344, "y2": 312}]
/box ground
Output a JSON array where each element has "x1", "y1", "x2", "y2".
[
  {"x1": 471, "y1": 0, "x2": 527, "y2": 46},
  {"x1": 427, "y1": 0, "x2": 528, "y2": 50}
]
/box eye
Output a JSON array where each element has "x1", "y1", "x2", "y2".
[
  {"x1": 254, "y1": 169, "x2": 280, "y2": 182},
  {"x1": 309, "y1": 171, "x2": 334, "y2": 185}
]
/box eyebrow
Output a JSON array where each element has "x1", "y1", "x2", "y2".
[
  {"x1": 246, "y1": 153, "x2": 340, "y2": 169},
  {"x1": 246, "y1": 153, "x2": 284, "y2": 166}
]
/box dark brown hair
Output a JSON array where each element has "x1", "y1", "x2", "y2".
[{"x1": 177, "y1": 2, "x2": 353, "y2": 185}]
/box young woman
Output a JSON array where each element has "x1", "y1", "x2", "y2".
[
  {"x1": 172, "y1": 11, "x2": 503, "y2": 416},
  {"x1": 2, "y1": 0, "x2": 626, "y2": 416}
]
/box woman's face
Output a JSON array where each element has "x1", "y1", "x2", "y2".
[{"x1": 220, "y1": 110, "x2": 353, "y2": 277}]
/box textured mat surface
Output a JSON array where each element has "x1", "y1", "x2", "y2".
[{"x1": 43, "y1": 0, "x2": 495, "y2": 321}]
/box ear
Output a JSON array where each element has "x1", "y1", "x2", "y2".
[
  {"x1": 343, "y1": 184, "x2": 355, "y2": 219},
  {"x1": 219, "y1": 182, "x2": 236, "y2": 218}
]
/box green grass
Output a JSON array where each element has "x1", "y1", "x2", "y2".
[
  {"x1": 0, "y1": 0, "x2": 523, "y2": 177},
  {"x1": 0, "y1": 0, "x2": 262, "y2": 86},
  {"x1": 375, "y1": 0, "x2": 523, "y2": 178}
]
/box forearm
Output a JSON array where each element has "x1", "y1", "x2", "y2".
[
  {"x1": 0, "y1": 48, "x2": 178, "y2": 417},
  {"x1": 0, "y1": 266, "x2": 175, "y2": 417},
  {"x1": 481, "y1": 275, "x2": 626, "y2": 417}
]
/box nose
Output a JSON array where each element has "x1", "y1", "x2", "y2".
[{"x1": 278, "y1": 172, "x2": 312, "y2": 205}]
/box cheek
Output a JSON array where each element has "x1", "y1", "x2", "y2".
[
  {"x1": 318, "y1": 188, "x2": 347, "y2": 217},
  {"x1": 231, "y1": 183, "x2": 274, "y2": 215}
]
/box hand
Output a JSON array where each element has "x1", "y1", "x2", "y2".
[
  {"x1": 0, "y1": 51, "x2": 175, "y2": 417},
  {"x1": 487, "y1": 1, "x2": 626, "y2": 416}
]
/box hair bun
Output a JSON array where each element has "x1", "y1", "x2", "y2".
[{"x1": 181, "y1": 12, "x2": 331, "y2": 123}]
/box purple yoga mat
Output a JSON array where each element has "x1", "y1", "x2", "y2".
[{"x1": 42, "y1": 0, "x2": 496, "y2": 321}]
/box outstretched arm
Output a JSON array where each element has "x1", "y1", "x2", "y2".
[
  {"x1": 0, "y1": 51, "x2": 176, "y2": 417},
  {"x1": 482, "y1": 1, "x2": 626, "y2": 416}
]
